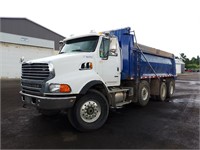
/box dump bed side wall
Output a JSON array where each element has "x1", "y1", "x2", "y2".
[
  {"x1": 110, "y1": 27, "x2": 176, "y2": 80},
  {"x1": 140, "y1": 53, "x2": 176, "y2": 78}
]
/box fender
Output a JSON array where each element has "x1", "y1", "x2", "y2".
[{"x1": 79, "y1": 80, "x2": 108, "y2": 95}]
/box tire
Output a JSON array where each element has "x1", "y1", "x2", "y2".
[
  {"x1": 166, "y1": 79, "x2": 175, "y2": 98},
  {"x1": 157, "y1": 82, "x2": 167, "y2": 101},
  {"x1": 137, "y1": 81, "x2": 150, "y2": 106},
  {"x1": 39, "y1": 109, "x2": 60, "y2": 116},
  {"x1": 67, "y1": 89, "x2": 109, "y2": 132}
]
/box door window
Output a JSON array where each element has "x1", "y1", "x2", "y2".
[{"x1": 99, "y1": 38, "x2": 110, "y2": 59}]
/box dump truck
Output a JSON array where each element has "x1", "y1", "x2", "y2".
[{"x1": 20, "y1": 27, "x2": 176, "y2": 131}]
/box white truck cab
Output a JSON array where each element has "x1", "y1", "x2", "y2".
[{"x1": 20, "y1": 33, "x2": 125, "y2": 131}]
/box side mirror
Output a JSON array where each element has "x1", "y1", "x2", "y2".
[
  {"x1": 109, "y1": 38, "x2": 118, "y2": 56},
  {"x1": 109, "y1": 49, "x2": 118, "y2": 56},
  {"x1": 110, "y1": 48, "x2": 117, "y2": 53},
  {"x1": 59, "y1": 40, "x2": 64, "y2": 51},
  {"x1": 59, "y1": 40, "x2": 64, "y2": 45}
]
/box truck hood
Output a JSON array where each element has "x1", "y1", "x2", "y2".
[{"x1": 26, "y1": 53, "x2": 95, "y2": 79}]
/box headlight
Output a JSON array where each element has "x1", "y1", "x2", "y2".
[{"x1": 49, "y1": 84, "x2": 71, "y2": 93}]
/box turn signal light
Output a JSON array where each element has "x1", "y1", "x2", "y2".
[
  {"x1": 60, "y1": 84, "x2": 71, "y2": 93},
  {"x1": 89, "y1": 62, "x2": 93, "y2": 69}
]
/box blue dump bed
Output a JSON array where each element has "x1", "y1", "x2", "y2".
[{"x1": 110, "y1": 27, "x2": 176, "y2": 80}]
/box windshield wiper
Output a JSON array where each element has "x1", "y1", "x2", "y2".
[
  {"x1": 59, "y1": 49, "x2": 87, "y2": 54},
  {"x1": 71, "y1": 49, "x2": 83, "y2": 52},
  {"x1": 59, "y1": 51, "x2": 66, "y2": 54}
]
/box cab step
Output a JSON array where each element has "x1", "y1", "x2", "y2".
[{"x1": 116, "y1": 100, "x2": 132, "y2": 108}]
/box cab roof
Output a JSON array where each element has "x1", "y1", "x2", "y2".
[{"x1": 62, "y1": 33, "x2": 101, "y2": 42}]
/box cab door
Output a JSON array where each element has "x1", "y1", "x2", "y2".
[{"x1": 98, "y1": 37, "x2": 121, "y2": 86}]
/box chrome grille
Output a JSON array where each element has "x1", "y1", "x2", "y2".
[
  {"x1": 21, "y1": 83, "x2": 41, "y2": 95},
  {"x1": 22, "y1": 63, "x2": 50, "y2": 80}
]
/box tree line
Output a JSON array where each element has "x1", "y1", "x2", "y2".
[{"x1": 176, "y1": 53, "x2": 200, "y2": 70}]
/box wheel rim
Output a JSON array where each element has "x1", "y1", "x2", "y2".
[
  {"x1": 161, "y1": 84, "x2": 167, "y2": 98},
  {"x1": 141, "y1": 87, "x2": 148, "y2": 101},
  {"x1": 170, "y1": 82, "x2": 174, "y2": 95},
  {"x1": 80, "y1": 100, "x2": 101, "y2": 123}
]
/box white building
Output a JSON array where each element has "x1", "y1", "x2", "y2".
[
  {"x1": 0, "y1": 18, "x2": 65, "y2": 79},
  {"x1": 175, "y1": 58, "x2": 185, "y2": 74}
]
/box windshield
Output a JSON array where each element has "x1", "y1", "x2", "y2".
[{"x1": 60, "y1": 36, "x2": 99, "y2": 53}]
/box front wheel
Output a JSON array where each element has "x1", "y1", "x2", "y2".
[{"x1": 68, "y1": 90, "x2": 109, "y2": 132}]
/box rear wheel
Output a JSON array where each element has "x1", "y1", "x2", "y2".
[
  {"x1": 137, "y1": 81, "x2": 150, "y2": 106},
  {"x1": 157, "y1": 82, "x2": 167, "y2": 101},
  {"x1": 167, "y1": 79, "x2": 175, "y2": 98},
  {"x1": 68, "y1": 90, "x2": 109, "y2": 132}
]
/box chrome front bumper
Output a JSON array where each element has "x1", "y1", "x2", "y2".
[{"x1": 20, "y1": 91, "x2": 76, "y2": 110}]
